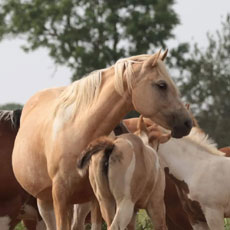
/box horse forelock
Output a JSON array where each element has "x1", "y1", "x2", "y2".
[
  {"x1": 114, "y1": 54, "x2": 151, "y2": 96},
  {"x1": 0, "y1": 110, "x2": 21, "y2": 130},
  {"x1": 185, "y1": 127, "x2": 224, "y2": 156},
  {"x1": 114, "y1": 54, "x2": 177, "y2": 97}
]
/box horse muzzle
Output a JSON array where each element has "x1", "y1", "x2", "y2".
[{"x1": 171, "y1": 118, "x2": 192, "y2": 138}]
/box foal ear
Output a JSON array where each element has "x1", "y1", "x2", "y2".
[
  {"x1": 137, "y1": 115, "x2": 148, "y2": 134},
  {"x1": 161, "y1": 49, "x2": 168, "y2": 61},
  {"x1": 143, "y1": 49, "x2": 162, "y2": 68},
  {"x1": 137, "y1": 115, "x2": 149, "y2": 145}
]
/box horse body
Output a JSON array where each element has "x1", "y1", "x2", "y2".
[
  {"x1": 158, "y1": 127, "x2": 230, "y2": 230},
  {"x1": 12, "y1": 51, "x2": 192, "y2": 229},
  {"x1": 0, "y1": 110, "x2": 45, "y2": 230}
]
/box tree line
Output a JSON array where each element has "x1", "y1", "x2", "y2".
[{"x1": 0, "y1": 0, "x2": 229, "y2": 147}]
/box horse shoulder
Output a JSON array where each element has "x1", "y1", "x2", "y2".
[{"x1": 21, "y1": 86, "x2": 66, "y2": 123}]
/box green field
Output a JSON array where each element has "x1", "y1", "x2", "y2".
[{"x1": 15, "y1": 211, "x2": 230, "y2": 229}]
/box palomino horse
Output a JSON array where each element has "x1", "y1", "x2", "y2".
[
  {"x1": 12, "y1": 50, "x2": 192, "y2": 230},
  {"x1": 78, "y1": 116, "x2": 170, "y2": 230},
  {"x1": 0, "y1": 110, "x2": 45, "y2": 230},
  {"x1": 156, "y1": 126, "x2": 230, "y2": 230}
]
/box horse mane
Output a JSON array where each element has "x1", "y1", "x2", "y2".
[
  {"x1": 185, "y1": 127, "x2": 225, "y2": 156},
  {"x1": 0, "y1": 109, "x2": 22, "y2": 130},
  {"x1": 53, "y1": 53, "x2": 166, "y2": 120}
]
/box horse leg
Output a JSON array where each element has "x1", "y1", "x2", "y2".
[
  {"x1": 23, "y1": 219, "x2": 46, "y2": 230},
  {"x1": 0, "y1": 196, "x2": 22, "y2": 230},
  {"x1": 52, "y1": 182, "x2": 73, "y2": 230},
  {"x1": 21, "y1": 197, "x2": 46, "y2": 230},
  {"x1": 204, "y1": 207, "x2": 224, "y2": 230},
  {"x1": 91, "y1": 199, "x2": 102, "y2": 230},
  {"x1": 37, "y1": 198, "x2": 56, "y2": 230},
  {"x1": 97, "y1": 197, "x2": 116, "y2": 228},
  {"x1": 71, "y1": 202, "x2": 91, "y2": 230},
  {"x1": 109, "y1": 199, "x2": 134, "y2": 230},
  {"x1": 146, "y1": 193, "x2": 167, "y2": 230},
  {"x1": 192, "y1": 222, "x2": 209, "y2": 230},
  {"x1": 127, "y1": 213, "x2": 136, "y2": 230}
]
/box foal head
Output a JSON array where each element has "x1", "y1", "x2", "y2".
[
  {"x1": 123, "y1": 50, "x2": 192, "y2": 138},
  {"x1": 135, "y1": 115, "x2": 171, "y2": 150}
]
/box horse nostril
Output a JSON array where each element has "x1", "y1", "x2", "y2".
[{"x1": 184, "y1": 119, "x2": 192, "y2": 129}]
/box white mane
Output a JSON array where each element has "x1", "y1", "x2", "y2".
[{"x1": 185, "y1": 127, "x2": 224, "y2": 156}]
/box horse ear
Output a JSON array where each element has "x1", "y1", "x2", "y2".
[
  {"x1": 143, "y1": 49, "x2": 162, "y2": 68},
  {"x1": 137, "y1": 115, "x2": 148, "y2": 134},
  {"x1": 137, "y1": 115, "x2": 149, "y2": 145},
  {"x1": 161, "y1": 49, "x2": 168, "y2": 61}
]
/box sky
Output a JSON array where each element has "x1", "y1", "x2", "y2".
[{"x1": 0, "y1": 0, "x2": 229, "y2": 105}]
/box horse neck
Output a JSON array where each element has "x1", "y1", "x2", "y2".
[
  {"x1": 74, "y1": 68, "x2": 133, "y2": 140},
  {"x1": 158, "y1": 138, "x2": 211, "y2": 181}
]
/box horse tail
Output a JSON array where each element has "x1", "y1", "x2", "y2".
[
  {"x1": 12, "y1": 109, "x2": 22, "y2": 131},
  {"x1": 77, "y1": 136, "x2": 115, "y2": 177}
]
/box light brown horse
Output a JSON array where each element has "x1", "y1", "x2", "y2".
[
  {"x1": 0, "y1": 110, "x2": 45, "y2": 230},
  {"x1": 78, "y1": 116, "x2": 170, "y2": 230},
  {"x1": 12, "y1": 50, "x2": 192, "y2": 230}
]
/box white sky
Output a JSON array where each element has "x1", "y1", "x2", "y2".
[{"x1": 0, "y1": 0, "x2": 229, "y2": 105}]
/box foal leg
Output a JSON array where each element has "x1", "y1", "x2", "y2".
[
  {"x1": 91, "y1": 199, "x2": 102, "y2": 230},
  {"x1": 97, "y1": 197, "x2": 116, "y2": 227},
  {"x1": 146, "y1": 194, "x2": 167, "y2": 230},
  {"x1": 71, "y1": 202, "x2": 91, "y2": 230},
  {"x1": 127, "y1": 213, "x2": 136, "y2": 230},
  {"x1": 109, "y1": 199, "x2": 134, "y2": 230},
  {"x1": 37, "y1": 198, "x2": 56, "y2": 230},
  {"x1": 204, "y1": 208, "x2": 224, "y2": 230}
]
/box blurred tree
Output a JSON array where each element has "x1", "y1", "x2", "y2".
[
  {"x1": 0, "y1": 103, "x2": 23, "y2": 110},
  {"x1": 0, "y1": 0, "x2": 179, "y2": 80},
  {"x1": 172, "y1": 14, "x2": 230, "y2": 147}
]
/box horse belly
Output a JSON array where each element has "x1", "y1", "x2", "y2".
[{"x1": 12, "y1": 141, "x2": 52, "y2": 199}]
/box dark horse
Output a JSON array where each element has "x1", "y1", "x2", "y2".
[{"x1": 0, "y1": 110, "x2": 44, "y2": 230}]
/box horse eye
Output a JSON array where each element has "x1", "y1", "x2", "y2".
[{"x1": 156, "y1": 81, "x2": 167, "y2": 90}]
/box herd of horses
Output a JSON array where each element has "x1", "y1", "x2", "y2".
[{"x1": 0, "y1": 50, "x2": 230, "y2": 230}]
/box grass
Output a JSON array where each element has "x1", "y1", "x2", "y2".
[
  {"x1": 14, "y1": 214, "x2": 230, "y2": 229},
  {"x1": 14, "y1": 222, "x2": 24, "y2": 230}
]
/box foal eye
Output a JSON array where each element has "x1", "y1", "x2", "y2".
[{"x1": 156, "y1": 81, "x2": 167, "y2": 90}]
